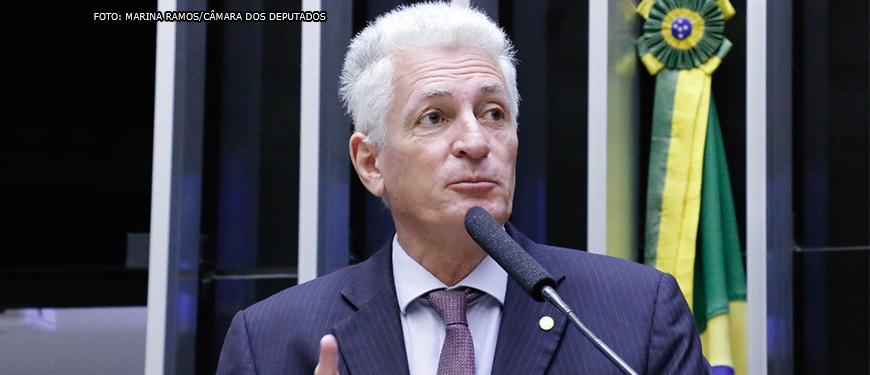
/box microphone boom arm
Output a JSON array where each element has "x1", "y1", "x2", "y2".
[
  {"x1": 541, "y1": 286, "x2": 640, "y2": 375},
  {"x1": 464, "y1": 206, "x2": 639, "y2": 375}
]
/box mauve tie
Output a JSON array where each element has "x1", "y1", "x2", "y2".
[{"x1": 426, "y1": 288, "x2": 485, "y2": 375}]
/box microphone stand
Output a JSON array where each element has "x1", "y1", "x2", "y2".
[{"x1": 541, "y1": 286, "x2": 640, "y2": 375}]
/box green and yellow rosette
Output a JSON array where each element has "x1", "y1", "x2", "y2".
[
  {"x1": 637, "y1": 1, "x2": 747, "y2": 375},
  {"x1": 637, "y1": 0, "x2": 733, "y2": 74}
]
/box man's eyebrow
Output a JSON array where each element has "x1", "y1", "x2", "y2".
[
  {"x1": 422, "y1": 88, "x2": 452, "y2": 98},
  {"x1": 481, "y1": 83, "x2": 507, "y2": 94}
]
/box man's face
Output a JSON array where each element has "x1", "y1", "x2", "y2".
[{"x1": 377, "y1": 46, "x2": 518, "y2": 231}]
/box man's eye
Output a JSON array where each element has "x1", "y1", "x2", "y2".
[
  {"x1": 483, "y1": 108, "x2": 504, "y2": 122},
  {"x1": 420, "y1": 112, "x2": 442, "y2": 125}
]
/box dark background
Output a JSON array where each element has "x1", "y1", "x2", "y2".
[
  {"x1": 792, "y1": 0, "x2": 870, "y2": 373},
  {"x1": 2, "y1": 1, "x2": 157, "y2": 307}
]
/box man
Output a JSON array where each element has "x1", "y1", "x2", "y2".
[{"x1": 217, "y1": 3, "x2": 710, "y2": 375}]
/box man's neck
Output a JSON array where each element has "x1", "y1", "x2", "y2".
[{"x1": 395, "y1": 226, "x2": 487, "y2": 286}]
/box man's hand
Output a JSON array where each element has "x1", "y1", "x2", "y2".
[{"x1": 314, "y1": 334, "x2": 339, "y2": 375}]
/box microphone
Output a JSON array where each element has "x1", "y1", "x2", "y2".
[
  {"x1": 463, "y1": 206, "x2": 556, "y2": 301},
  {"x1": 464, "y1": 206, "x2": 639, "y2": 375}
]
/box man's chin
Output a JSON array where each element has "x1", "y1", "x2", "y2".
[{"x1": 453, "y1": 201, "x2": 511, "y2": 225}]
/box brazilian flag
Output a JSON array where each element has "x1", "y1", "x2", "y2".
[{"x1": 636, "y1": 1, "x2": 746, "y2": 374}]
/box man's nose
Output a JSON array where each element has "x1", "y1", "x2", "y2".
[{"x1": 452, "y1": 112, "x2": 490, "y2": 159}]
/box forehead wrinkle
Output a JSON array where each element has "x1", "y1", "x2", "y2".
[{"x1": 395, "y1": 49, "x2": 504, "y2": 79}]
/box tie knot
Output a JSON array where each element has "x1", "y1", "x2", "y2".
[{"x1": 426, "y1": 288, "x2": 484, "y2": 326}]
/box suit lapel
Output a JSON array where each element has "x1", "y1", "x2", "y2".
[
  {"x1": 491, "y1": 224, "x2": 569, "y2": 375},
  {"x1": 333, "y1": 245, "x2": 411, "y2": 375}
]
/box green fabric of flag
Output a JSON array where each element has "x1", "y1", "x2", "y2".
[{"x1": 693, "y1": 97, "x2": 747, "y2": 332}]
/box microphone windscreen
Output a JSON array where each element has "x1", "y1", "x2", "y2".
[{"x1": 464, "y1": 206, "x2": 556, "y2": 301}]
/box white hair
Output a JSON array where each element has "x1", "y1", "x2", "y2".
[{"x1": 339, "y1": 1, "x2": 519, "y2": 147}]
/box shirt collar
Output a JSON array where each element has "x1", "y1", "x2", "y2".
[{"x1": 392, "y1": 234, "x2": 507, "y2": 315}]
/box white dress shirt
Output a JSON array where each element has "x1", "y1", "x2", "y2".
[{"x1": 392, "y1": 235, "x2": 508, "y2": 375}]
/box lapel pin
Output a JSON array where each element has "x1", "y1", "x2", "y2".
[{"x1": 539, "y1": 316, "x2": 555, "y2": 331}]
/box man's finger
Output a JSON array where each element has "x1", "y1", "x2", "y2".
[{"x1": 314, "y1": 334, "x2": 339, "y2": 375}]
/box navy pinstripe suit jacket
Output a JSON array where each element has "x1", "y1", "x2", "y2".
[{"x1": 216, "y1": 223, "x2": 711, "y2": 374}]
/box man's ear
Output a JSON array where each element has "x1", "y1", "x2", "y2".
[{"x1": 349, "y1": 132, "x2": 385, "y2": 197}]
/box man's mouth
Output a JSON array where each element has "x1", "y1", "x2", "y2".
[{"x1": 448, "y1": 177, "x2": 499, "y2": 190}]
